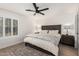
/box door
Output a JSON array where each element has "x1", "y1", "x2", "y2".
[
  {"x1": 77, "y1": 12, "x2": 79, "y2": 56},
  {"x1": 77, "y1": 15, "x2": 79, "y2": 48},
  {"x1": 76, "y1": 12, "x2": 79, "y2": 49}
]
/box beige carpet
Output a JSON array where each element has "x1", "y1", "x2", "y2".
[{"x1": 0, "y1": 43, "x2": 78, "y2": 56}]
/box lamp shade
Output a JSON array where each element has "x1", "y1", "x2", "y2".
[
  {"x1": 63, "y1": 24, "x2": 73, "y2": 35},
  {"x1": 64, "y1": 24, "x2": 73, "y2": 29}
]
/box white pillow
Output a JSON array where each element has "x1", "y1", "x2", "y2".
[
  {"x1": 49, "y1": 30, "x2": 59, "y2": 34},
  {"x1": 40, "y1": 30, "x2": 47, "y2": 34},
  {"x1": 49, "y1": 30, "x2": 54, "y2": 34},
  {"x1": 54, "y1": 30, "x2": 59, "y2": 34}
]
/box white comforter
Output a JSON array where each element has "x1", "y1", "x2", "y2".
[{"x1": 24, "y1": 34, "x2": 61, "y2": 56}]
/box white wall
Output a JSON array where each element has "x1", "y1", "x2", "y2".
[
  {"x1": 29, "y1": 4, "x2": 78, "y2": 48},
  {"x1": 0, "y1": 8, "x2": 33, "y2": 49}
]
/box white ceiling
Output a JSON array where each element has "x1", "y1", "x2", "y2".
[{"x1": 0, "y1": 3, "x2": 78, "y2": 16}]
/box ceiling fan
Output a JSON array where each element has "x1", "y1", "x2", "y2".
[{"x1": 25, "y1": 3, "x2": 49, "y2": 16}]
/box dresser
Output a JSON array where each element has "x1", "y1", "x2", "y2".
[{"x1": 60, "y1": 35, "x2": 75, "y2": 47}]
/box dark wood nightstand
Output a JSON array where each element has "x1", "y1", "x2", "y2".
[{"x1": 60, "y1": 35, "x2": 75, "y2": 47}]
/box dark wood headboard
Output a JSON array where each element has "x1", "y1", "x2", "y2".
[{"x1": 41, "y1": 25, "x2": 61, "y2": 34}]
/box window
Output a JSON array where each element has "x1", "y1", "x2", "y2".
[
  {"x1": 0, "y1": 17, "x2": 18, "y2": 37},
  {"x1": 13, "y1": 19, "x2": 18, "y2": 35},
  {"x1": 0, "y1": 17, "x2": 3, "y2": 37},
  {"x1": 5, "y1": 18, "x2": 11, "y2": 36}
]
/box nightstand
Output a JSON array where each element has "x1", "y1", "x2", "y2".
[{"x1": 60, "y1": 35, "x2": 75, "y2": 47}]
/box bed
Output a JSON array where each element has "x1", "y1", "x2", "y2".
[{"x1": 24, "y1": 25, "x2": 61, "y2": 56}]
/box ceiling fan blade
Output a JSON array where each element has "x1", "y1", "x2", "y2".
[
  {"x1": 39, "y1": 12, "x2": 45, "y2": 15},
  {"x1": 33, "y1": 3, "x2": 37, "y2": 10},
  {"x1": 39, "y1": 8, "x2": 49, "y2": 11},
  {"x1": 25, "y1": 9, "x2": 35, "y2": 12}
]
